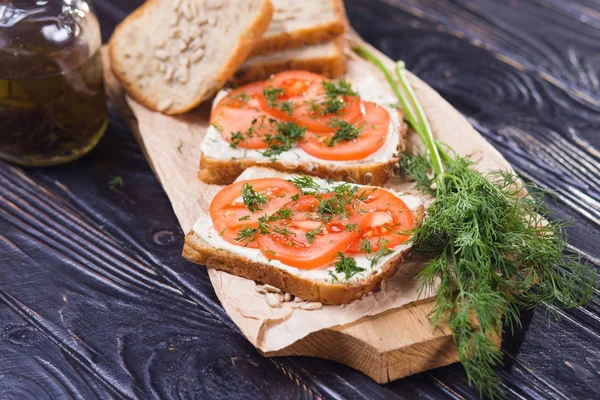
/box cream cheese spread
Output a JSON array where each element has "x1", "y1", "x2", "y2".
[
  {"x1": 192, "y1": 168, "x2": 422, "y2": 283},
  {"x1": 200, "y1": 76, "x2": 402, "y2": 166}
]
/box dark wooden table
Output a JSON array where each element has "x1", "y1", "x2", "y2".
[{"x1": 1, "y1": 0, "x2": 599, "y2": 398}]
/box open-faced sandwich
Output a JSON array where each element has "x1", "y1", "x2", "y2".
[
  {"x1": 198, "y1": 71, "x2": 407, "y2": 186},
  {"x1": 184, "y1": 167, "x2": 423, "y2": 305}
]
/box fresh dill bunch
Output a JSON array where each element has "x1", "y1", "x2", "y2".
[
  {"x1": 262, "y1": 120, "x2": 306, "y2": 158},
  {"x1": 398, "y1": 152, "x2": 434, "y2": 195},
  {"x1": 355, "y1": 46, "x2": 598, "y2": 399}
]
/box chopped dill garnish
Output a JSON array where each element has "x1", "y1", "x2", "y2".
[
  {"x1": 325, "y1": 119, "x2": 364, "y2": 147},
  {"x1": 230, "y1": 117, "x2": 266, "y2": 149},
  {"x1": 366, "y1": 238, "x2": 393, "y2": 268},
  {"x1": 305, "y1": 225, "x2": 323, "y2": 244},
  {"x1": 355, "y1": 46, "x2": 597, "y2": 399},
  {"x1": 263, "y1": 85, "x2": 294, "y2": 115},
  {"x1": 240, "y1": 183, "x2": 267, "y2": 212},
  {"x1": 109, "y1": 176, "x2": 123, "y2": 190},
  {"x1": 238, "y1": 215, "x2": 250, "y2": 221},
  {"x1": 177, "y1": 141, "x2": 183, "y2": 153},
  {"x1": 290, "y1": 175, "x2": 321, "y2": 194},
  {"x1": 332, "y1": 253, "x2": 365, "y2": 280},
  {"x1": 231, "y1": 91, "x2": 250, "y2": 105},
  {"x1": 210, "y1": 122, "x2": 223, "y2": 133},
  {"x1": 262, "y1": 120, "x2": 306, "y2": 158},
  {"x1": 234, "y1": 226, "x2": 258, "y2": 245},
  {"x1": 344, "y1": 223, "x2": 358, "y2": 232},
  {"x1": 313, "y1": 80, "x2": 359, "y2": 115}
]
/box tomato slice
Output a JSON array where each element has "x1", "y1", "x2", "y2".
[
  {"x1": 209, "y1": 178, "x2": 300, "y2": 248},
  {"x1": 211, "y1": 82, "x2": 280, "y2": 149},
  {"x1": 258, "y1": 71, "x2": 326, "y2": 120},
  {"x1": 299, "y1": 101, "x2": 390, "y2": 161},
  {"x1": 347, "y1": 188, "x2": 415, "y2": 253},
  {"x1": 256, "y1": 194, "x2": 360, "y2": 269},
  {"x1": 291, "y1": 95, "x2": 363, "y2": 133}
]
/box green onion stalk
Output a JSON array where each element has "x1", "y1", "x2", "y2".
[{"x1": 354, "y1": 46, "x2": 597, "y2": 399}]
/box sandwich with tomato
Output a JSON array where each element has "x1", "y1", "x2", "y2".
[
  {"x1": 183, "y1": 167, "x2": 423, "y2": 305},
  {"x1": 198, "y1": 70, "x2": 407, "y2": 186}
]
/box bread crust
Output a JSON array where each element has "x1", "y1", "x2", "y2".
[
  {"x1": 109, "y1": 0, "x2": 274, "y2": 115},
  {"x1": 182, "y1": 205, "x2": 424, "y2": 305},
  {"x1": 234, "y1": 37, "x2": 346, "y2": 84},
  {"x1": 198, "y1": 114, "x2": 407, "y2": 186},
  {"x1": 249, "y1": 0, "x2": 347, "y2": 57}
]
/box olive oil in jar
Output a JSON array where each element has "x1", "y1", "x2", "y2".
[{"x1": 0, "y1": 0, "x2": 108, "y2": 166}]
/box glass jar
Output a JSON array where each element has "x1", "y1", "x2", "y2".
[{"x1": 0, "y1": 0, "x2": 108, "y2": 166}]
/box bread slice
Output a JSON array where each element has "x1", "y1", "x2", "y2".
[
  {"x1": 109, "y1": 0, "x2": 274, "y2": 115},
  {"x1": 250, "y1": 0, "x2": 347, "y2": 57},
  {"x1": 183, "y1": 167, "x2": 425, "y2": 305},
  {"x1": 233, "y1": 37, "x2": 346, "y2": 84}
]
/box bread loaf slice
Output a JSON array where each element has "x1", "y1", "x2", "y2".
[
  {"x1": 109, "y1": 0, "x2": 274, "y2": 115},
  {"x1": 183, "y1": 167, "x2": 425, "y2": 305},
  {"x1": 250, "y1": 0, "x2": 347, "y2": 57},
  {"x1": 233, "y1": 38, "x2": 346, "y2": 84}
]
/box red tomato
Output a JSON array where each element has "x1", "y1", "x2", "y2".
[
  {"x1": 299, "y1": 101, "x2": 390, "y2": 161},
  {"x1": 256, "y1": 194, "x2": 360, "y2": 269},
  {"x1": 209, "y1": 178, "x2": 300, "y2": 248},
  {"x1": 347, "y1": 188, "x2": 415, "y2": 253},
  {"x1": 257, "y1": 71, "x2": 326, "y2": 120},
  {"x1": 290, "y1": 95, "x2": 363, "y2": 133},
  {"x1": 211, "y1": 82, "x2": 281, "y2": 149}
]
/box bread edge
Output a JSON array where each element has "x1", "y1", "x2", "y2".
[
  {"x1": 182, "y1": 204, "x2": 424, "y2": 305},
  {"x1": 233, "y1": 37, "x2": 346, "y2": 84},
  {"x1": 109, "y1": 0, "x2": 275, "y2": 115},
  {"x1": 249, "y1": 0, "x2": 347, "y2": 57}
]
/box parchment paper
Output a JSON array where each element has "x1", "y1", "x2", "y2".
[{"x1": 104, "y1": 36, "x2": 512, "y2": 353}]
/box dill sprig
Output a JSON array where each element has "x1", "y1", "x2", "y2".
[
  {"x1": 263, "y1": 85, "x2": 294, "y2": 115},
  {"x1": 240, "y1": 183, "x2": 267, "y2": 212},
  {"x1": 325, "y1": 119, "x2": 364, "y2": 147},
  {"x1": 310, "y1": 80, "x2": 359, "y2": 116},
  {"x1": 355, "y1": 46, "x2": 597, "y2": 399},
  {"x1": 331, "y1": 253, "x2": 365, "y2": 281},
  {"x1": 262, "y1": 120, "x2": 306, "y2": 158}
]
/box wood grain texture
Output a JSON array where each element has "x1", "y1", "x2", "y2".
[{"x1": 0, "y1": 0, "x2": 598, "y2": 399}]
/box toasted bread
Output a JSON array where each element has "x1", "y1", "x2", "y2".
[{"x1": 109, "y1": 0, "x2": 274, "y2": 114}]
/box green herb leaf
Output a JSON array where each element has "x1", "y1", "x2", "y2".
[
  {"x1": 344, "y1": 223, "x2": 358, "y2": 232},
  {"x1": 290, "y1": 175, "x2": 321, "y2": 194},
  {"x1": 109, "y1": 176, "x2": 124, "y2": 190},
  {"x1": 241, "y1": 183, "x2": 268, "y2": 212},
  {"x1": 262, "y1": 121, "x2": 306, "y2": 158},
  {"x1": 325, "y1": 119, "x2": 364, "y2": 147},
  {"x1": 355, "y1": 45, "x2": 597, "y2": 399},
  {"x1": 314, "y1": 80, "x2": 359, "y2": 116},
  {"x1": 263, "y1": 85, "x2": 294, "y2": 115},
  {"x1": 305, "y1": 225, "x2": 323, "y2": 244},
  {"x1": 333, "y1": 253, "x2": 365, "y2": 280}
]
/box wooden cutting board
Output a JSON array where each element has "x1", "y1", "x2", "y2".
[{"x1": 103, "y1": 32, "x2": 507, "y2": 382}]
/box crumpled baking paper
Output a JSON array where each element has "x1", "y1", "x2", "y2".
[{"x1": 103, "y1": 36, "x2": 511, "y2": 353}]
